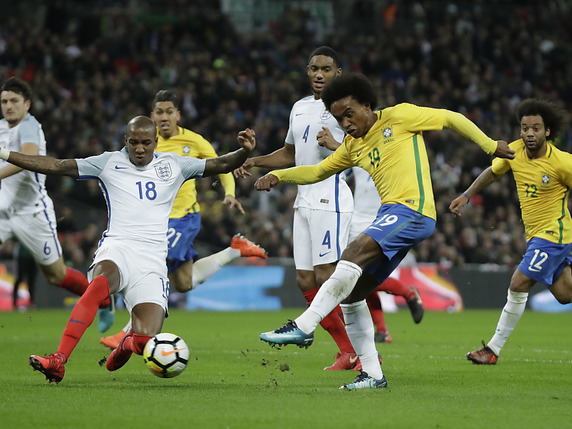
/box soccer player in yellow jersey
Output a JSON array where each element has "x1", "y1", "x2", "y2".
[
  {"x1": 100, "y1": 90, "x2": 266, "y2": 349},
  {"x1": 249, "y1": 73, "x2": 514, "y2": 389},
  {"x1": 450, "y1": 98, "x2": 572, "y2": 365}
]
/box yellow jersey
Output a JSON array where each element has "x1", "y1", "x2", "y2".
[
  {"x1": 156, "y1": 126, "x2": 236, "y2": 219},
  {"x1": 492, "y1": 139, "x2": 572, "y2": 243}
]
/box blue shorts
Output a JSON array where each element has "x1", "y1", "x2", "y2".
[
  {"x1": 517, "y1": 237, "x2": 572, "y2": 286},
  {"x1": 362, "y1": 204, "x2": 435, "y2": 284},
  {"x1": 166, "y1": 212, "x2": 201, "y2": 274}
]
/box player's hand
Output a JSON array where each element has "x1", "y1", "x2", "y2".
[
  {"x1": 317, "y1": 127, "x2": 340, "y2": 151},
  {"x1": 237, "y1": 128, "x2": 256, "y2": 153},
  {"x1": 255, "y1": 174, "x2": 279, "y2": 191},
  {"x1": 234, "y1": 158, "x2": 255, "y2": 178},
  {"x1": 222, "y1": 195, "x2": 245, "y2": 215},
  {"x1": 449, "y1": 194, "x2": 470, "y2": 217},
  {"x1": 494, "y1": 140, "x2": 515, "y2": 159}
]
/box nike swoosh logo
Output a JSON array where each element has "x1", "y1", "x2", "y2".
[
  {"x1": 115, "y1": 165, "x2": 128, "y2": 170},
  {"x1": 319, "y1": 251, "x2": 331, "y2": 257},
  {"x1": 161, "y1": 348, "x2": 186, "y2": 357},
  {"x1": 356, "y1": 151, "x2": 363, "y2": 157},
  {"x1": 295, "y1": 113, "x2": 304, "y2": 116},
  {"x1": 350, "y1": 355, "x2": 358, "y2": 364},
  {"x1": 69, "y1": 318, "x2": 86, "y2": 325}
]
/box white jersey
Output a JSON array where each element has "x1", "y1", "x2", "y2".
[
  {"x1": 285, "y1": 96, "x2": 353, "y2": 213},
  {"x1": 0, "y1": 114, "x2": 53, "y2": 215},
  {"x1": 352, "y1": 166, "x2": 381, "y2": 218},
  {"x1": 76, "y1": 148, "x2": 206, "y2": 261}
]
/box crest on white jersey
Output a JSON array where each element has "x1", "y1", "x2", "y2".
[
  {"x1": 155, "y1": 163, "x2": 173, "y2": 180},
  {"x1": 320, "y1": 109, "x2": 332, "y2": 120}
]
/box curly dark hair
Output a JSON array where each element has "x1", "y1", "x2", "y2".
[
  {"x1": 321, "y1": 73, "x2": 377, "y2": 113},
  {"x1": 516, "y1": 98, "x2": 567, "y2": 141}
]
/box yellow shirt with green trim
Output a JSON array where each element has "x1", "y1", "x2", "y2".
[
  {"x1": 156, "y1": 126, "x2": 235, "y2": 219},
  {"x1": 492, "y1": 139, "x2": 572, "y2": 243}
]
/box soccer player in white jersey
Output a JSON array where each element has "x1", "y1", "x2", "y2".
[
  {"x1": 235, "y1": 47, "x2": 360, "y2": 370},
  {"x1": 0, "y1": 77, "x2": 102, "y2": 309},
  {"x1": 0, "y1": 115, "x2": 256, "y2": 384}
]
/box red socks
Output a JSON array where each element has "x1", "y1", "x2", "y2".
[
  {"x1": 303, "y1": 287, "x2": 354, "y2": 354},
  {"x1": 378, "y1": 277, "x2": 415, "y2": 299},
  {"x1": 57, "y1": 276, "x2": 110, "y2": 359},
  {"x1": 366, "y1": 290, "x2": 388, "y2": 333},
  {"x1": 58, "y1": 267, "x2": 89, "y2": 296},
  {"x1": 123, "y1": 334, "x2": 153, "y2": 355}
]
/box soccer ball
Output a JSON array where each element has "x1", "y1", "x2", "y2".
[{"x1": 143, "y1": 333, "x2": 190, "y2": 378}]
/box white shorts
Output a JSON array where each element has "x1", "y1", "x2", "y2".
[
  {"x1": 88, "y1": 240, "x2": 169, "y2": 314},
  {"x1": 349, "y1": 210, "x2": 377, "y2": 242},
  {"x1": 0, "y1": 208, "x2": 62, "y2": 265},
  {"x1": 293, "y1": 207, "x2": 351, "y2": 271}
]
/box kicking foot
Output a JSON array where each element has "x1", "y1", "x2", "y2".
[
  {"x1": 231, "y1": 234, "x2": 267, "y2": 259},
  {"x1": 323, "y1": 352, "x2": 359, "y2": 370},
  {"x1": 259, "y1": 320, "x2": 314, "y2": 348},
  {"x1": 106, "y1": 334, "x2": 133, "y2": 371},
  {"x1": 406, "y1": 286, "x2": 424, "y2": 324}
]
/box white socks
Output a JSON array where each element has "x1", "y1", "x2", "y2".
[
  {"x1": 190, "y1": 247, "x2": 240, "y2": 289},
  {"x1": 488, "y1": 289, "x2": 528, "y2": 356},
  {"x1": 295, "y1": 260, "x2": 362, "y2": 334},
  {"x1": 342, "y1": 300, "x2": 383, "y2": 380}
]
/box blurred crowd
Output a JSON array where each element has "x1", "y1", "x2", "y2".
[{"x1": 1, "y1": 0, "x2": 571, "y2": 269}]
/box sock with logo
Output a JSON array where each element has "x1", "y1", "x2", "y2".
[
  {"x1": 487, "y1": 289, "x2": 528, "y2": 356},
  {"x1": 341, "y1": 300, "x2": 383, "y2": 380},
  {"x1": 303, "y1": 287, "x2": 354, "y2": 354},
  {"x1": 57, "y1": 276, "x2": 110, "y2": 360},
  {"x1": 295, "y1": 260, "x2": 362, "y2": 334}
]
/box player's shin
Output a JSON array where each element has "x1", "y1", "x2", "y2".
[
  {"x1": 295, "y1": 260, "x2": 362, "y2": 334},
  {"x1": 341, "y1": 300, "x2": 383, "y2": 379}
]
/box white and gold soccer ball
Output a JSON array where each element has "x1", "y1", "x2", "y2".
[{"x1": 143, "y1": 333, "x2": 190, "y2": 378}]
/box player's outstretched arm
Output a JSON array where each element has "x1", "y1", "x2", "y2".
[
  {"x1": 204, "y1": 128, "x2": 256, "y2": 177},
  {"x1": 449, "y1": 166, "x2": 498, "y2": 217},
  {"x1": 234, "y1": 142, "x2": 295, "y2": 179},
  {"x1": 0, "y1": 148, "x2": 79, "y2": 178}
]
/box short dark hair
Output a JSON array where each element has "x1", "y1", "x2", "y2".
[
  {"x1": 309, "y1": 46, "x2": 339, "y2": 67},
  {"x1": 321, "y1": 73, "x2": 377, "y2": 113},
  {"x1": 152, "y1": 89, "x2": 179, "y2": 110},
  {"x1": 516, "y1": 98, "x2": 567, "y2": 141},
  {"x1": 1, "y1": 77, "x2": 32, "y2": 101}
]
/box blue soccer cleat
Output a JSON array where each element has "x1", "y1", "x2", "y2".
[
  {"x1": 97, "y1": 294, "x2": 116, "y2": 333},
  {"x1": 339, "y1": 371, "x2": 388, "y2": 390},
  {"x1": 259, "y1": 320, "x2": 314, "y2": 348}
]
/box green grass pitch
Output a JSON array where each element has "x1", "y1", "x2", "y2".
[{"x1": 1, "y1": 308, "x2": 571, "y2": 428}]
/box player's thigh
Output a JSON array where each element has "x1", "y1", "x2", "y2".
[
  {"x1": 37, "y1": 255, "x2": 68, "y2": 285},
  {"x1": 10, "y1": 211, "x2": 62, "y2": 265},
  {"x1": 549, "y1": 266, "x2": 572, "y2": 303},
  {"x1": 166, "y1": 213, "x2": 200, "y2": 267}
]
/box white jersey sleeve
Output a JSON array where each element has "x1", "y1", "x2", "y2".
[
  {"x1": 0, "y1": 114, "x2": 53, "y2": 215},
  {"x1": 351, "y1": 166, "x2": 381, "y2": 218},
  {"x1": 285, "y1": 96, "x2": 353, "y2": 213}
]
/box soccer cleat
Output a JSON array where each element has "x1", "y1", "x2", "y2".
[
  {"x1": 353, "y1": 354, "x2": 383, "y2": 372},
  {"x1": 230, "y1": 234, "x2": 268, "y2": 259},
  {"x1": 374, "y1": 331, "x2": 393, "y2": 343},
  {"x1": 100, "y1": 330, "x2": 127, "y2": 350},
  {"x1": 323, "y1": 352, "x2": 359, "y2": 370},
  {"x1": 467, "y1": 341, "x2": 498, "y2": 365},
  {"x1": 259, "y1": 320, "x2": 314, "y2": 348},
  {"x1": 97, "y1": 294, "x2": 116, "y2": 333},
  {"x1": 406, "y1": 286, "x2": 424, "y2": 324},
  {"x1": 29, "y1": 353, "x2": 66, "y2": 384},
  {"x1": 340, "y1": 371, "x2": 388, "y2": 390},
  {"x1": 106, "y1": 334, "x2": 133, "y2": 371}
]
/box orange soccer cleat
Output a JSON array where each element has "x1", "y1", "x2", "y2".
[
  {"x1": 100, "y1": 330, "x2": 127, "y2": 350},
  {"x1": 230, "y1": 234, "x2": 267, "y2": 259},
  {"x1": 30, "y1": 353, "x2": 66, "y2": 383}
]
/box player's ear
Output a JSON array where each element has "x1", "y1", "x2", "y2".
[{"x1": 545, "y1": 127, "x2": 551, "y2": 138}]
